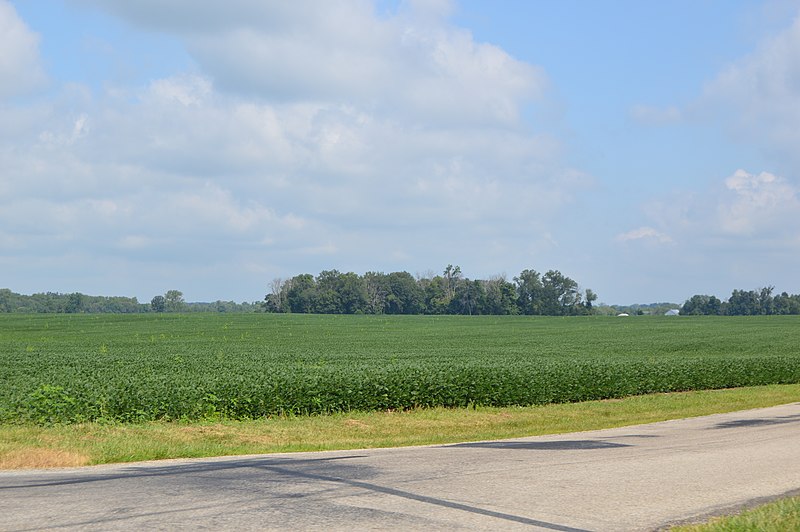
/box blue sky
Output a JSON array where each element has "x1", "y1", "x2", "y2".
[{"x1": 2, "y1": 0, "x2": 799, "y2": 304}]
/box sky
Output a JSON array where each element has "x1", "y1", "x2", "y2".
[{"x1": 2, "y1": 0, "x2": 800, "y2": 305}]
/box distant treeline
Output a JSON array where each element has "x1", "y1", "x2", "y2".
[
  {"x1": 0, "y1": 289, "x2": 259, "y2": 314},
  {"x1": 601, "y1": 302, "x2": 681, "y2": 316},
  {"x1": 681, "y1": 287, "x2": 800, "y2": 315},
  {"x1": 264, "y1": 265, "x2": 597, "y2": 316}
]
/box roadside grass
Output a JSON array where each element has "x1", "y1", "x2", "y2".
[
  {"x1": 2, "y1": 383, "x2": 799, "y2": 469},
  {"x1": 672, "y1": 495, "x2": 800, "y2": 531}
]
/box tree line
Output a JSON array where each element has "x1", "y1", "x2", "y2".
[
  {"x1": 681, "y1": 287, "x2": 800, "y2": 315},
  {"x1": 0, "y1": 289, "x2": 144, "y2": 314},
  {"x1": 0, "y1": 288, "x2": 259, "y2": 314},
  {"x1": 7, "y1": 279, "x2": 798, "y2": 317},
  {"x1": 149, "y1": 290, "x2": 260, "y2": 313},
  {"x1": 263, "y1": 265, "x2": 597, "y2": 316}
]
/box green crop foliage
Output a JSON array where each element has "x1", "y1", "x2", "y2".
[{"x1": 1, "y1": 314, "x2": 799, "y2": 424}]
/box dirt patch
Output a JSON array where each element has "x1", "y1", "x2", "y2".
[
  {"x1": 0, "y1": 448, "x2": 90, "y2": 469},
  {"x1": 343, "y1": 419, "x2": 371, "y2": 430},
  {"x1": 239, "y1": 433, "x2": 277, "y2": 445},
  {"x1": 175, "y1": 426, "x2": 231, "y2": 440}
]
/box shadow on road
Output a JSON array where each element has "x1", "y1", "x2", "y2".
[
  {"x1": 711, "y1": 413, "x2": 800, "y2": 430},
  {"x1": 1, "y1": 449, "x2": 592, "y2": 532},
  {"x1": 0, "y1": 454, "x2": 368, "y2": 490},
  {"x1": 250, "y1": 461, "x2": 591, "y2": 531},
  {"x1": 450, "y1": 440, "x2": 631, "y2": 450}
]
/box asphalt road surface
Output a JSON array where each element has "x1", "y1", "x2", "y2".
[{"x1": 2, "y1": 403, "x2": 799, "y2": 531}]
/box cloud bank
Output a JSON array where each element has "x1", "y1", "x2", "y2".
[
  {"x1": 701, "y1": 14, "x2": 800, "y2": 167},
  {"x1": 2, "y1": 1, "x2": 587, "y2": 300},
  {"x1": 616, "y1": 9, "x2": 800, "y2": 299},
  {"x1": 0, "y1": 0, "x2": 46, "y2": 98}
]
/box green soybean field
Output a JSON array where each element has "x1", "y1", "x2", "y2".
[{"x1": 2, "y1": 313, "x2": 799, "y2": 425}]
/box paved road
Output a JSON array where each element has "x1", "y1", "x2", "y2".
[{"x1": 2, "y1": 403, "x2": 799, "y2": 531}]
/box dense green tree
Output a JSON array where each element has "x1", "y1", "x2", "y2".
[
  {"x1": 514, "y1": 269, "x2": 543, "y2": 315},
  {"x1": 286, "y1": 274, "x2": 316, "y2": 313},
  {"x1": 150, "y1": 295, "x2": 166, "y2": 313},
  {"x1": 682, "y1": 294, "x2": 722, "y2": 315},
  {"x1": 0, "y1": 289, "x2": 248, "y2": 314},
  {"x1": 481, "y1": 277, "x2": 518, "y2": 315},
  {"x1": 314, "y1": 270, "x2": 344, "y2": 313},
  {"x1": 759, "y1": 286, "x2": 775, "y2": 315},
  {"x1": 540, "y1": 270, "x2": 581, "y2": 315},
  {"x1": 680, "y1": 287, "x2": 798, "y2": 316},
  {"x1": 0, "y1": 288, "x2": 13, "y2": 312},
  {"x1": 363, "y1": 272, "x2": 389, "y2": 314},
  {"x1": 422, "y1": 275, "x2": 450, "y2": 314},
  {"x1": 450, "y1": 279, "x2": 485, "y2": 315},
  {"x1": 706, "y1": 295, "x2": 722, "y2": 315},
  {"x1": 337, "y1": 272, "x2": 368, "y2": 314},
  {"x1": 727, "y1": 289, "x2": 761, "y2": 315},
  {"x1": 65, "y1": 292, "x2": 84, "y2": 313},
  {"x1": 774, "y1": 292, "x2": 800, "y2": 315},
  {"x1": 583, "y1": 289, "x2": 598, "y2": 313},
  {"x1": 310, "y1": 270, "x2": 368, "y2": 314},
  {"x1": 385, "y1": 271, "x2": 425, "y2": 314},
  {"x1": 164, "y1": 290, "x2": 186, "y2": 312}
]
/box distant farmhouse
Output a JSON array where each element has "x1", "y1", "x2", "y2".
[{"x1": 665, "y1": 309, "x2": 680, "y2": 316}]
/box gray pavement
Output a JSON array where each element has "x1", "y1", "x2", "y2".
[{"x1": 1, "y1": 402, "x2": 799, "y2": 531}]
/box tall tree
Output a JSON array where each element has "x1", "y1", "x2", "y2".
[
  {"x1": 442, "y1": 264, "x2": 462, "y2": 301},
  {"x1": 164, "y1": 290, "x2": 186, "y2": 312},
  {"x1": 315, "y1": 270, "x2": 345, "y2": 313},
  {"x1": 150, "y1": 295, "x2": 166, "y2": 313},
  {"x1": 64, "y1": 292, "x2": 84, "y2": 313},
  {"x1": 286, "y1": 274, "x2": 316, "y2": 313},
  {"x1": 514, "y1": 269, "x2": 543, "y2": 315},
  {"x1": 422, "y1": 275, "x2": 450, "y2": 314},
  {"x1": 338, "y1": 271, "x2": 368, "y2": 314},
  {"x1": 450, "y1": 279, "x2": 485, "y2": 315},
  {"x1": 540, "y1": 270, "x2": 581, "y2": 315},
  {"x1": 385, "y1": 271, "x2": 425, "y2": 314},
  {"x1": 263, "y1": 278, "x2": 287, "y2": 313},
  {"x1": 727, "y1": 289, "x2": 760, "y2": 315},
  {"x1": 482, "y1": 276, "x2": 518, "y2": 315},
  {"x1": 583, "y1": 288, "x2": 598, "y2": 313},
  {"x1": 363, "y1": 272, "x2": 388, "y2": 314}
]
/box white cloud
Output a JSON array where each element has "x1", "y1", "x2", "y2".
[
  {"x1": 717, "y1": 169, "x2": 800, "y2": 236},
  {"x1": 1, "y1": 1, "x2": 592, "y2": 300},
  {"x1": 0, "y1": 0, "x2": 46, "y2": 98},
  {"x1": 628, "y1": 169, "x2": 800, "y2": 251},
  {"x1": 0, "y1": 69, "x2": 585, "y2": 297},
  {"x1": 74, "y1": 1, "x2": 546, "y2": 126},
  {"x1": 620, "y1": 12, "x2": 800, "y2": 282},
  {"x1": 606, "y1": 167, "x2": 800, "y2": 303},
  {"x1": 616, "y1": 227, "x2": 674, "y2": 244},
  {"x1": 116, "y1": 235, "x2": 152, "y2": 250},
  {"x1": 701, "y1": 14, "x2": 800, "y2": 168},
  {"x1": 148, "y1": 75, "x2": 211, "y2": 107}
]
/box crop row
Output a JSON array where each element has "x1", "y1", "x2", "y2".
[
  {"x1": 3, "y1": 314, "x2": 800, "y2": 425},
  {"x1": 3, "y1": 356, "x2": 800, "y2": 424}
]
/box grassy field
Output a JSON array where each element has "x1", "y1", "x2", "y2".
[
  {"x1": 2, "y1": 384, "x2": 800, "y2": 468},
  {"x1": 672, "y1": 494, "x2": 800, "y2": 531},
  {"x1": 2, "y1": 313, "x2": 800, "y2": 424}
]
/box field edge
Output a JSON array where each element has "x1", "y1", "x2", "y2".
[{"x1": 2, "y1": 383, "x2": 800, "y2": 470}]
